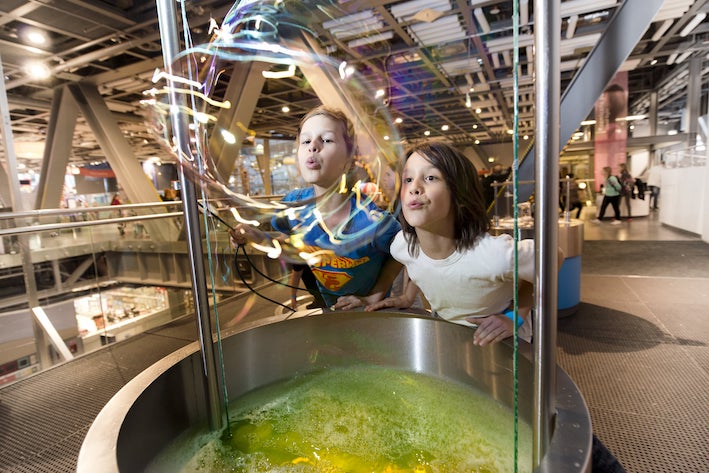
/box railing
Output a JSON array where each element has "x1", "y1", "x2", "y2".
[
  {"x1": 0, "y1": 199, "x2": 284, "y2": 386},
  {"x1": 663, "y1": 145, "x2": 707, "y2": 168}
]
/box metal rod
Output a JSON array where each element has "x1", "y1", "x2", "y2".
[
  {"x1": 533, "y1": 0, "x2": 560, "y2": 466},
  {"x1": 155, "y1": 0, "x2": 224, "y2": 431}
]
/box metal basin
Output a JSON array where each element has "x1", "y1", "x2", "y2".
[{"x1": 77, "y1": 312, "x2": 591, "y2": 472}]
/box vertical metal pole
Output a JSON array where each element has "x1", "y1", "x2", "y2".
[
  {"x1": 533, "y1": 0, "x2": 560, "y2": 466},
  {"x1": 155, "y1": 0, "x2": 224, "y2": 430},
  {"x1": 0, "y1": 54, "x2": 51, "y2": 368}
]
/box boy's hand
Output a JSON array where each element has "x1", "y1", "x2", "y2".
[{"x1": 229, "y1": 224, "x2": 264, "y2": 247}]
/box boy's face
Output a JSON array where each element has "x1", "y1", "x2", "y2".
[
  {"x1": 297, "y1": 114, "x2": 351, "y2": 191},
  {"x1": 400, "y1": 151, "x2": 454, "y2": 234}
]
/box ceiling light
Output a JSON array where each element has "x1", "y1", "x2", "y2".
[
  {"x1": 441, "y1": 125, "x2": 449, "y2": 131},
  {"x1": 523, "y1": 135, "x2": 529, "y2": 140},
  {"x1": 473, "y1": 124, "x2": 478, "y2": 129},
  {"x1": 347, "y1": 31, "x2": 394, "y2": 48},
  {"x1": 488, "y1": 157, "x2": 495, "y2": 163},
  {"x1": 281, "y1": 106, "x2": 290, "y2": 113},
  {"x1": 26, "y1": 30, "x2": 48, "y2": 45},
  {"x1": 395, "y1": 117, "x2": 403, "y2": 124},
  {"x1": 650, "y1": 58, "x2": 658, "y2": 65},
  {"x1": 680, "y1": 12, "x2": 706, "y2": 37},
  {"x1": 475, "y1": 139, "x2": 480, "y2": 145},
  {"x1": 424, "y1": 130, "x2": 430, "y2": 136},
  {"x1": 465, "y1": 92, "x2": 472, "y2": 108},
  {"x1": 24, "y1": 62, "x2": 51, "y2": 80},
  {"x1": 475, "y1": 108, "x2": 482, "y2": 114}
]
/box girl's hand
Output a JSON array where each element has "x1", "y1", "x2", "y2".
[
  {"x1": 469, "y1": 314, "x2": 514, "y2": 346},
  {"x1": 332, "y1": 295, "x2": 364, "y2": 311},
  {"x1": 364, "y1": 295, "x2": 408, "y2": 312}
]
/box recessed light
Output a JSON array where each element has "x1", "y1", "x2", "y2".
[{"x1": 24, "y1": 62, "x2": 51, "y2": 80}]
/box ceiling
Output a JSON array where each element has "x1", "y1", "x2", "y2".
[{"x1": 1, "y1": 0, "x2": 708, "y2": 173}]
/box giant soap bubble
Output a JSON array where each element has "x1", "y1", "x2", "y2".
[{"x1": 143, "y1": 0, "x2": 403, "y2": 268}]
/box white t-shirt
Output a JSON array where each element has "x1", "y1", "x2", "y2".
[{"x1": 390, "y1": 231, "x2": 535, "y2": 331}]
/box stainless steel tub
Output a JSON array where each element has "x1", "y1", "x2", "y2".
[{"x1": 77, "y1": 312, "x2": 591, "y2": 472}]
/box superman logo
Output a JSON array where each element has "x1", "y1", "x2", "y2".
[{"x1": 312, "y1": 268, "x2": 352, "y2": 291}]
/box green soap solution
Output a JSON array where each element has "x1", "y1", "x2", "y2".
[{"x1": 148, "y1": 365, "x2": 532, "y2": 472}]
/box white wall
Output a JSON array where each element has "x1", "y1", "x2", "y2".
[
  {"x1": 659, "y1": 165, "x2": 706, "y2": 236},
  {"x1": 703, "y1": 146, "x2": 709, "y2": 243}
]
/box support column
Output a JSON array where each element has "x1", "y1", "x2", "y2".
[
  {"x1": 208, "y1": 62, "x2": 268, "y2": 181},
  {"x1": 257, "y1": 139, "x2": 272, "y2": 195},
  {"x1": 649, "y1": 91, "x2": 658, "y2": 136},
  {"x1": 35, "y1": 87, "x2": 79, "y2": 210},
  {"x1": 686, "y1": 56, "x2": 702, "y2": 147},
  {"x1": 67, "y1": 82, "x2": 177, "y2": 241}
]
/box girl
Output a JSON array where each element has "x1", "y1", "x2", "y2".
[
  {"x1": 593, "y1": 166, "x2": 622, "y2": 224},
  {"x1": 366, "y1": 142, "x2": 537, "y2": 347},
  {"x1": 230, "y1": 105, "x2": 401, "y2": 309}
]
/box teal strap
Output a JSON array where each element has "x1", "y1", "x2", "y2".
[{"x1": 503, "y1": 308, "x2": 524, "y2": 328}]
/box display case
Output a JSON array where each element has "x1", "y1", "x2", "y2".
[{"x1": 74, "y1": 286, "x2": 183, "y2": 352}]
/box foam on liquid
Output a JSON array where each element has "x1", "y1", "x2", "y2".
[{"x1": 147, "y1": 365, "x2": 532, "y2": 472}]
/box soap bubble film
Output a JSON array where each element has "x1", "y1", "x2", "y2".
[{"x1": 143, "y1": 0, "x2": 403, "y2": 264}]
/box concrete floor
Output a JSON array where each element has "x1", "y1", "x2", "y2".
[
  {"x1": 557, "y1": 209, "x2": 709, "y2": 473},
  {"x1": 0, "y1": 209, "x2": 707, "y2": 473}
]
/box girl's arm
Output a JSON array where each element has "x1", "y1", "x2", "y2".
[
  {"x1": 363, "y1": 271, "x2": 421, "y2": 312},
  {"x1": 472, "y1": 280, "x2": 533, "y2": 346}
]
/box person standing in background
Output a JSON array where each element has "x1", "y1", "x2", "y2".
[
  {"x1": 646, "y1": 162, "x2": 663, "y2": 210},
  {"x1": 482, "y1": 163, "x2": 511, "y2": 210},
  {"x1": 618, "y1": 162, "x2": 634, "y2": 220},
  {"x1": 593, "y1": 166, "x2": 622, "y2": 225},
  {"x1": 110, "y1": 193, "x2": 126, "y2": 236}
]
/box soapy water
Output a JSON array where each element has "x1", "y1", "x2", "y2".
[
  {"x1": 146, "y1": 365, "x2": 532, "y2": 473},
  {"x1": 141, "y1": 0, "x2": 403, "y2": 262}
]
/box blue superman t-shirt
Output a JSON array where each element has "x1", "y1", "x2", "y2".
[{"x1": 272, "y1": 187, "x2": 400, "y2": 306}]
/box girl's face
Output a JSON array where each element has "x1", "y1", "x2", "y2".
[
  {"x1": 400, "y1": 151, "x2": 454, "y2": 233},
  {"x1": 297, "y1": 114, "x2": 351, "y2": 191}
]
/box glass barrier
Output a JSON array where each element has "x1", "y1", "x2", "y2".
[{"x1": 0, "y1": 200, "x2": 282, "y2": 386}]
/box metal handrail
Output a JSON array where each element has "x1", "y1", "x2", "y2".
[{"x1": 0, "y1": 211, "x2": 184, "y2": 237}]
